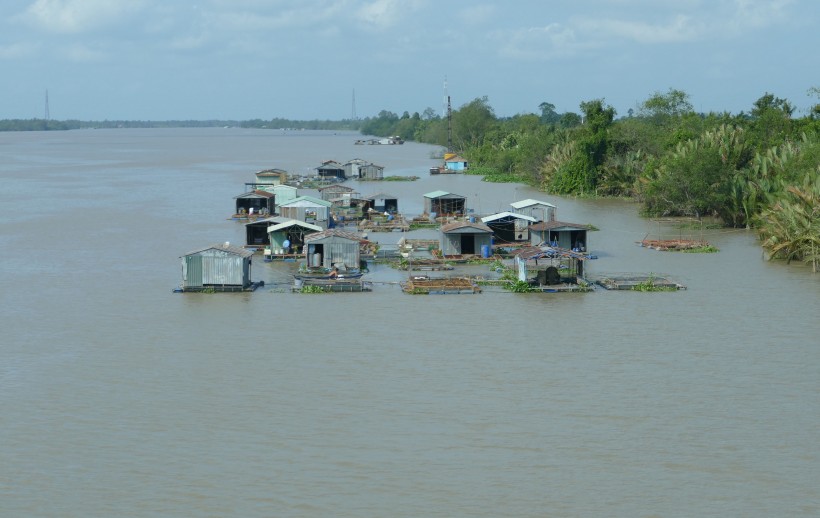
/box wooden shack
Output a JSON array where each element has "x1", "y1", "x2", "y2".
[
  {"x1": 180, "y1": 243, "x2": 254, "y2": 291},
  {"x1": 344, "y1": 159, "x2": 385, "y2": 180},
  {"x1": 304, "y1": 229, "x2": 366, "y2": 269},
  {"x1": 316, "y1": 160, "x2": 346, "y2": 180},
  {"x1": 529, "y1": 220, "x2": 590, "y2": 251},
  {"x1": 423, "y1": 190, "x2": 466, "y2": 216},
  {"x1": 439, "y1": 221, "x2": 493, "y2": 257}
]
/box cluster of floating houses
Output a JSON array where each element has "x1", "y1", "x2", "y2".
[{"x1": 177, "y1": 154, "x2": 684, "y2": 294}]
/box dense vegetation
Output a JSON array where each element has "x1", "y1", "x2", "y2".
[{"x1": 359, "y1": 89, "x2": 820, "y2": 272}]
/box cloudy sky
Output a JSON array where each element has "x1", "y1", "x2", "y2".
[{"x1": 1, "y1": 0, "x2": 817, "y2": 121}]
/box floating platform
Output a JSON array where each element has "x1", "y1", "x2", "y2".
[
  {"x1": 639, "y1": 239, "x2": 710, "y2": 251},
  {"x1": 595, "y1": 275, "x2": 686, "y2": 291},
  {"x1": 173, "y1": 281, "x2": 265, "y2": 293},
  {"x1": 401, "y1": 276, "x2": 481, "y2": 295},
  {"x1": 292, "y1": 278, "x2": 372, "y2": 293}
]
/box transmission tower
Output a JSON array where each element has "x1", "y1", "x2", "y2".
[
  {"x1": 351, "y1": 89, "x2": 357, "y2": 121},
  {"x1": 44, "y1": 89, "x2": 50, "y2": 121}
]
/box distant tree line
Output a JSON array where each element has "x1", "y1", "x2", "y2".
[
  {"x1": 0, "y1": 118, "x2": 362, "y2": 132},
  {"x1": 360, "y1": 88, "x2": 820, "y2": 271}
]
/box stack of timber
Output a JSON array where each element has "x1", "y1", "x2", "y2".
[{"x1": 401, "y1": 276, "x2": 481, "y2": 295}]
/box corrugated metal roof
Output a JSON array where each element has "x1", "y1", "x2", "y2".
[
  {"x1": 234, "y1": 190, "x2": 275, "y2": 199},
  {"x1": 365, "y1": 192, "x2": 397, "y2": 200},
  {"x1": 424, "y1": 190, "x2": 450, "y2": 198},
  {"x1": 529, "y1": 220, "x2": 590, "y2": 231},
  {"x1": 440, "y1": 221, "x2": 493, "y2": 233},
  {"x1": 304, "y1": 229, "x2": 366, "y2": 242},
  {"x1": 244, "y1": 216, "x2": 289, "y2": 227},
  {"x1": 182, "y1": 243, "x2": 254, "y2": 258},
  {"x1": 278, "y1": 195, "x2": 332, "y2": 207},
  {"x1": 481, "y1": 211, "x2": 537, "y2": 223},
  {"x1": 267, "y1": 219, "x2": 322, "y2": 233},
  {"x1": 317, "y1": 184, "x2": 355, "y2": 192},
  {"x1": 510, "y1": 198, "x2": 556, "y2": 209}
]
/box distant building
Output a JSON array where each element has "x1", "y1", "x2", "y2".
[
  {"x1": 316, "y1": 160, "x2": 346, "y2": 180},
  {"x1": 444, "y1": 153, "x2": 468, "y2": 172},
  {"x1": 255, "y1": 168, "x2": 288, "y2": 187}
]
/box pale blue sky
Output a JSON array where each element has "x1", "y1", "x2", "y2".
[{"x1": 2, "y1": 0, "x2": 817, "y2": 120}]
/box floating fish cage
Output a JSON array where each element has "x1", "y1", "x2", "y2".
[
  {"x1": 595, "y1": 275, "x2": 686, "y2": 291},
  {"x1": 401, "y1": 276, "x2": 481, "y2": 295},
  {"x1": 292, "y1": 278, "x2": 372, "y2": 293}
]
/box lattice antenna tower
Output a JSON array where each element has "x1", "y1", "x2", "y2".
[
  {"x1": 44, "y1": 89, "x2": 50, "y2": 121},
  {"x1": 351, "y1": 89, "x2": 357, "y2": 121}
]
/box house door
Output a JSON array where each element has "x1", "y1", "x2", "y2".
[{"x1": 460, "y1": 235, "x2": 475, "y2": 255}]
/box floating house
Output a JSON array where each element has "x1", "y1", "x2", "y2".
[
  {"x1": 423, "y1": 191, "x2": 467, "y2": 216},
  {"x1": 514, "y1": 245, "x2": 589, "y2": 286},
  {"x1": 234, "y1": 190, "x2": 275, "y2": 216},
  {"x1": 344, "y1": 159, "x2": 385, "y2": 180},
  {"x1": 510, "y1": 198, "x2": 556, "y2": 222},
  {"x1": 481, "y1": 212, "x2": 538, "y2": 244},
  {"x1": 439, "y1": 221, "x2": 494, "y2": 257},
  {"x1": 245, "y1": 216, "x2": 289, "y2": 248},
  {"x1": 529, "y1": 220, "x2": 590, "y2": 251},
  {"x1": 318, "y1": 184, "x2": 358, "y2": 203},
  {"x1": 255, "y1": 168, "x2": 288, "y2": 187},
  {"x1": 316, "y1": 160, "x2": 346, "y2": 180},
  {"x1": 271, "y1": 184, "x2": 298, "y2": 206},
  {"x1": 363, "y1": 192, "x2": 399, "y2": 214},
  {"x1": 444, "y1": 153, "x2": 468, "y2": 172},
  {"x1": 180, "y1": 243, "x2": 255, "y2": 292},
  {"x1": 304, "y1": 229, "x2": 367, "y2": 269},
  {"x1": 278, "y1": 196, "x2": 332, "y2": 224},
  {"x1": 267, "y1": 219, "x2": 323, "y2": 255}
]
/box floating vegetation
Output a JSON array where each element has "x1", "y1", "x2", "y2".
[
  {"x1": 298, "y1": 285, "x2": 329, "y2": 294},
  {"x1": 504, "y1": 280, "x2": 537, "y2": 293},
  {"x1": 631, "y1": 275, "x2": 680, "y2": 292}
]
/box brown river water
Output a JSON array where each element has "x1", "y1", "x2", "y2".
[{"x1": 1, "y1": 128, "x2": 818, "y2": 517}]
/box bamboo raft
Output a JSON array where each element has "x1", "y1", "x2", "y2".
[{"x1": 400, "y1": 276, "x2": 482, "y2": 295}]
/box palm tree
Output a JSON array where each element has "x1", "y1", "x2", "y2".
[{"x1": 757, "y1": 171, "x2": 820, "y2": 272}]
